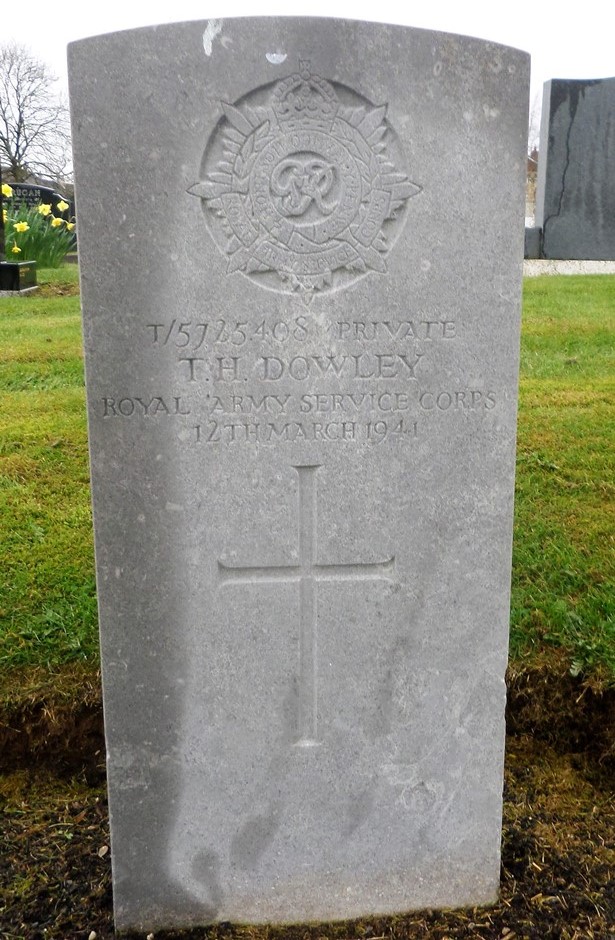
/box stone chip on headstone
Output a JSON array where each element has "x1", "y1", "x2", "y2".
[{"x1": 68, "y1": 17, "x2": 529, "y2": 933}]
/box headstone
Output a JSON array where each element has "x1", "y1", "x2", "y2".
[
  {"x1": 68, "y1": 18, "x2": 529, "y2": 932},
  {"x1": 0, "y1": 259, "x2": 37, "y2": 291},
  {"x1": 524, "y1": 226, "x2": 542, "y2": 258},
  {"x1": 8, "y1": 182, "x2": 71, "y2": 218},
  {"x1": 535, "y1": 77, "x2": 615, "y2": 259}
]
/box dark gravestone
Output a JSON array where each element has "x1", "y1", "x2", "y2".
[
  {"x1": 0, "y1": 260, "x2": 37, "y2": 291},
  {"x1": 535, "y1": 77, "x2": 615, "y2": 259},
  {"x1": 524, "y1": 226, "x2": 541, "y2": 259},
  {"x1": 8, "y1": 182, "x2": 72, "y2": 220}
]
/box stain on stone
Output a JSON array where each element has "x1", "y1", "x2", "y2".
[
  {"x1": 191, "y1": 849, "x2": 223, "y2": 918},
  {"x1": 543, "y1": 79, "x2": 603, "y2": 243},
  {"x1": 550, "y1": 79, "x2": 601, "y2": 124},
  {"x1": 343, "y1": 782, "x2": 375, "y2": 837},
  {"x1": 363, "y1": 635, "x2": 412, "y2": 741},
  {"x1": 230, "y1": 806, "x2": 281, "y2": 869}
]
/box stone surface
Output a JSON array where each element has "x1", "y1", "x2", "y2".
[
  {"x1": 68, "y1": 18, "x2": 529, "y2": 932},
  {"x1": 524, "y1": 226, "x2": 542, "y2": 259},
  {"x1": 535, "y1": 77, "x2": 615, "y2": 260}
]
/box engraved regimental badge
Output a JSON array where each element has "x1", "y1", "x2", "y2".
[{"x1": 189, "y1": 61, "x2": 421, "y2": 296}]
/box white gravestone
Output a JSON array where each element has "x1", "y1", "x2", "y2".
[{"x1": 68, "y1": 18, "x2": 529, "y2": 932}]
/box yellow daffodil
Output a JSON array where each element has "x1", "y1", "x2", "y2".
[
  {"x1": 14, "y1": 221, "x2": 29, "y2": 233},
  {"x1": 50, "y1": 216, "x2": 64, "y2": 228},
  {"x1": 56, "y1": 200, "x2": 69, "y2": 212},
  {"x1": 66, "y1": 222, "x2": 75, "y2": 231},
  {"x1": 38, "y1": 203, "x2": 52, "y2": 216},
  {"x1": 11, "y1": 244, "x2": 21, "y2": 254},
  {"x1": 1, "y1": 182, "x2": 13, "y2": 198}
]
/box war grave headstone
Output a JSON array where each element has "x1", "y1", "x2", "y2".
[
  {"x1": 535, "y1": 76, "x2": 615, "y2": 260},
  {"x1": 68, "y1": 18, "x2": 529, "y2": 932}
]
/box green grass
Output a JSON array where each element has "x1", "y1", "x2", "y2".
[
  {"x1": 520, "y1": 275, "x2": 614, "y2": 380},
  {"x1": 36, "y1": 263, "x2": 80, "y2": 287},
  {"x1": 512, "y1": 276, "x2": 615, "y2": 682},
  {"x1": 0, "y1": 268, "x2": 613, "y2": 684},
  {"x1": 0, "y1": 266, "x2": 97, "y2": 667}
]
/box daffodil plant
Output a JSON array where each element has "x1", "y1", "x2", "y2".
[{"x1": 1, "y1": 183, "x2": 76, "y2": 267}]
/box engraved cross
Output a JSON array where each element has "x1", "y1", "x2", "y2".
[{"x1": 218, "y1": 465, "x2": 395, "y2": 747}]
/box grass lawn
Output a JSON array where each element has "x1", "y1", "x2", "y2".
[
  {"x1": 0, "y1": 267, "x2": 613, "y2": 685},
  {"x1": 512, "y1": 276, "x2": 614, "y2": 682},
  {"x1": 0, "y1": 265, "x2": 98, "y2": 669}
]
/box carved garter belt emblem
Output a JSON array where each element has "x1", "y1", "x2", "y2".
[{"x1": 189, "y1": 61, "x2": 421, "y2": 296}]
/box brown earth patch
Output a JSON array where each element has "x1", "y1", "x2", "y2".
[
  {"x1": 33, "y1": 281, "x2": 81, "y2": 297},
  {"x1": 0, "y1": 664, "x2": 104, "y2": 781},
  {"x1": 506, "y1": 657, "x2": 615, "y2": 772},
  {"x1": 1, "y1": 662, "x2": 613, "y2": 938}
]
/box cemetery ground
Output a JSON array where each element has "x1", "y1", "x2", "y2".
[{"x1": 0, "y1": 267, "x2": 613, "y2": 938}]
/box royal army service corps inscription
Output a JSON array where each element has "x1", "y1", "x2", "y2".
[{"x1": 189, "y1": 61, "x2": 421, "y2": 295}]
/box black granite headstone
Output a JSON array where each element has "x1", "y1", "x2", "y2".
[
  {"x1": 8, "y1": 183, "x2": 72, "y2": 220},
  {"x1": 0, "y1": 260, "x2": 37, "y2": 290}
]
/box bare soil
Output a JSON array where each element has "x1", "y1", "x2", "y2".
[
  {"x1": 1, "y1": 664, "x2": 613, "y2": 939},
  {"x1": 34, "y1": 281, "x2": 80, "y2": 297}
]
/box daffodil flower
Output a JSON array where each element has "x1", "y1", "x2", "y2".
[
  {"x1": 11, "y1": 244, "x2": 21, "y2": 253},
  {"x1": 38, "y1": 203, "x2": 52, "y2": 216},
  {"x1": 56, "y1": 200, "x2": 69, "y2": 212},
  {"x1": 14, "y1": 221, "x2": 29, "y2": 233},
  {"x1": 50, "y1": 217, "x2": 64, "y2": 228},
  {"x1": 1, "y1": 182, "x2": 13, "y2": 198},
  {"x1": 66, "y1": 222, "x2": 75, "y2": 231}
]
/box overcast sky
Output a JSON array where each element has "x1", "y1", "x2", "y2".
[{"x1": 3, "y1": 0, "x2": 613, "y2": 127}]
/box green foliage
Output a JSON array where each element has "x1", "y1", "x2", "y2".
[{"x1": 3, "y1": 198, "x2": 75, "y2": 268}]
